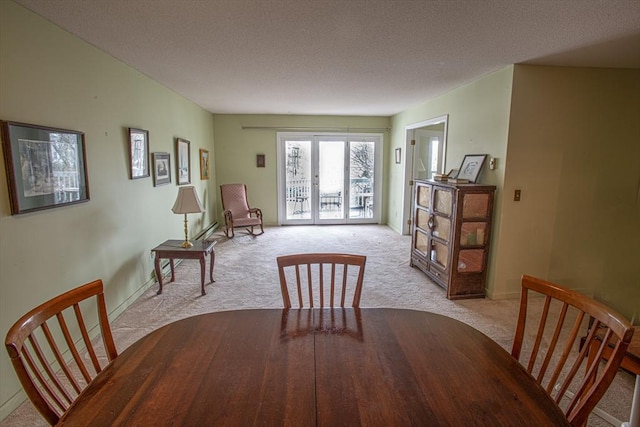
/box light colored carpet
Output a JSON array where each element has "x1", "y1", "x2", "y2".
[{"x1": 2, "y1": 225, "x2": 634, "y2": 426}]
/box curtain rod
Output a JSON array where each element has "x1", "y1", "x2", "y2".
[{"x1": 241, "y1": 126, "x2": 390, "y2": 132}]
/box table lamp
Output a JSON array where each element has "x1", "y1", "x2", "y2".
[{"x1": 172, "y1": 186, "x2": 205, "y2": 248}]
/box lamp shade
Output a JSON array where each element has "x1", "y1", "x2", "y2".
[{"x1": 172, "y1": 186, "x2": 205, "y2": 214}]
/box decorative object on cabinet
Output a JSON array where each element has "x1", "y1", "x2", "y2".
[
  {"x1": 200, "y1": 149, "x2": 210, "y2": 179},
  {"x1": 128, "y1": 128, "x2": 150, "y2": 179},
  {"x1": 176, "y1": 137, "x2": 191, "y2": 185},
  {"x1": 152, "y1": 152, "x2": 171, "y2": 186},
  {"x1": 1, "y1": 120, "x2": 90, "y2": 214},
  {"x1": 456, "y1": 154, "x2": 487, "y2": 183},
  {"x1": 410, "y1": 179, "x2": 496, "y2": 299},
  {"x1": 447, "y1": 177, "x2": 470, "y2": 184},
  {"x1": 172, "y1": 186, "x2": 205, "y2": 248}
]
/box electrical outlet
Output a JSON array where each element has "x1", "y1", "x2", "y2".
[{"x1": 514, "y1": 189, "x2": 521, "y2": 201}]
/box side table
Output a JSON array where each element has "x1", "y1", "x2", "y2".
[{"x1": 151, "y1": 239, "x2": 216, "y2": 296}]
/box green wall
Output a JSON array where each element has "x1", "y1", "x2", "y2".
[
  {"x1": 2, "y1": 0, "x2": 638, "y2": 421},
  {"x1": 390, "y1": 65, "x2": 639, "y2": 322},
  {"x1": 390, "y1": 67, "x2": 514, "y2": 294},
  {"x1": 0, "y1": 1, "x2": 216, "y2": 417},
  {"x1": 212, "y1": 114, "x2": 391, "y2": 225},
  {"x1": 497, "y1": 65, "x2": 640, "y2": 318}
]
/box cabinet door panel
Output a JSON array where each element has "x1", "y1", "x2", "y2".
[
  {"x1": 457, "y1": 249, "x2": 484, "y2": 273},
  {"x1": 432, "y1": 215, "x2": 451, "y2": 242},
  {"x1": 462, "y1": 193, "x2": 489, "y2": 218},
  {"x1": 433, "y1": 188, "x2": 452, "y2": 216},
  {"x1": 432, "y1": 240, "x2": 449, "y2": 270},
  {"x1": 460, "y1": 222, "x2": 487, "y2": 246},
  {"x1": 414, "y1": 229, "x2": 429, "y2": 257},
  {"x1": 416, "y1": 208, "x2": 430, "y2": 230},
  {"x1": 417, "y1": 185, "x2": 431, "y2": 208}
]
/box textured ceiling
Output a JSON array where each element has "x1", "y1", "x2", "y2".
[{"x1": 14, "y1": 0, "x2": 640, "y2": 116}]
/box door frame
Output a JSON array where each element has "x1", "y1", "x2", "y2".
[
  {"x1": 401, "y1": 115, "x2": 448, "y2": 235},
  {"x1": 277, "y1": 132, "x2": 383, "y2": 225}
]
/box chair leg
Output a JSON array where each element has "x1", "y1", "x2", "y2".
[{"x1": 224, "y1": 224, "x2": 234, "y2": 238}]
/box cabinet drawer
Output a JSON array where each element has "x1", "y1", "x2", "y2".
[
  {"x1": 411, "y1": 254, "x2": 430, "y2": 274},
  {"x1": 428, "y1": 264, "x2": 449, "y2": 286}
]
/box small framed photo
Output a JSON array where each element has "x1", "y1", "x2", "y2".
[
  {"x1": 447, "y1": 169, "x2": 459, "y2": 179},
  {"x1": 1, "y1": 121, "x2": 90, "y2": 214},
  {"x1": 395, "y1": 148, "x2": 402, "y2": 164},
  {"x1": 456, "y1": 154, "x2": 487, "y2": 183},
  {"x1": 200, "y1": 149, "x2": 210, "y2": 180},
  {"x1": 176, "y1": 137, "x2": 191, "y2": 185},
  {"x1": 256, "y1": 154, "x2": 265, "y2": 168},
  {"x1": 128, "y1": 128, "x2": 149, "y2": 179},
  {"x1": 152, "y1": 152, "x2": 171, "y2": 186}
]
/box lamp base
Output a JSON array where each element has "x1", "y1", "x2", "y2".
[{"x1": 180, "y1": 213, "x2": 193, "y2": 248}]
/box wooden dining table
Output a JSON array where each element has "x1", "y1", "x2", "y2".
[{"x1": 57, "y1": 308, "x2": 569, "y2": 426}]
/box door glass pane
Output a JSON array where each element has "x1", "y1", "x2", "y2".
[
  {"x1": 414, "y1": 229, "x2": 428, "y2": 257},
  {"x1": 349, "y1": 141, "x2": 374, "y2": 219},
  {"x1": 417, "y1": 185, "x2": 431, "y2": 208},
  {"x1": 433, "y1": 188, "x2": 452, "y2": 216},
  {"x1": 416, "y1": 208, "x2": 429, "y2": 230},
  {"x1": 285, "y1": 140, "x2": 311, "y2": 220},
  {"x1": 432, "y1": 216, "x2": 450, "y2": 243},
  {"x1": 318, "y1": 140, "x2": 344, "y2": 220},
  {"x1": 432, "y1": 240, "x2": 448, "y2": 269}
]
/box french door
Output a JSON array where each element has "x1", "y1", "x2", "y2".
[{"x1": 277, "y1": 133, "x2": 382, "y2": 225}]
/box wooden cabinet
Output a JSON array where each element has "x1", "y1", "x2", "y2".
[{"x1": 410, "y1": 180, "x2": 496, "y2": 299}]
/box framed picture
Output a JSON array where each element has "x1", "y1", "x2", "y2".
[
  {"x1": 456, "y1": 154, "x2": 487, "y2": 183},
  {"x1": 256, "y1": 154, "x2": 265, "y2": 168},
  {"x1": 395, "y1": 148, "x2": 402, "y2": 164},
  {"x1": 0, "y1": 121, "x2": 90, "y2": 215},
  {"x1": 447, "y1": 169, "x2": 459, "y2": 179},
  {"x1": 152, "y1": 152, "x2": 171, "y2": 186},
  {"x1": 176, "y1": 137, "x2": 191, "y2": 185},
  {"x1": 128, "y1": 128, "x2": 149, "y2": 179},
  {"x1": 199, "y1": 149, "x2": 210, "y2": 179}
]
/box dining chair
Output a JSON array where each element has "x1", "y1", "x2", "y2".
[
  {"x1": 277, "y1": 253, "x2": 366, "y2": 308},
  {"x1": 511, "y1": 274, "x2": 634, "y2": 427},
  {"x1": 220, "y1": 183, "x2": 264, "y2": 238},
  {"x1": 4, "y1": 279, "x2": 118, "y2": 425}
]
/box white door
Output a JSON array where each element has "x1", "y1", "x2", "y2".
[
  {"x1": 277, "y1": 133, "x2": 382, "y2": 225},
  {"x1": 402, "y1": 115, "x2": 448, "y2": 235}
]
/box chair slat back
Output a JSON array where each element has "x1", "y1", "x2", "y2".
[
  {"x1": 277, "y1": 253, "x2": 366, "y2": 308},
  {"x1": 511, "y1": 275, "x2": 633, "y2": 427},
  {"x1": 220, "y1": 183, "x2": 251, "y2": 219},
  {"x1": 5, "y1": 280, "x2": 117, "y2": 425}
]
